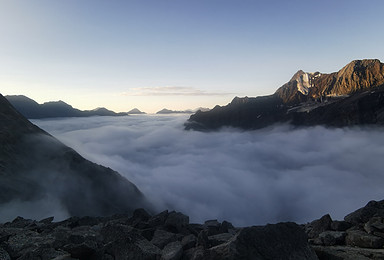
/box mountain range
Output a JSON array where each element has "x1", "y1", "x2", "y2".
[
  {"x1": 156, "y1": 107, "x2": 210, "y2": 115},
  {"x1": 5, "y1": 95, "x2": 146, "y2": 118},
  {"x1": 185, "y1": 59, "x2": 384, "y2": 130},
  {"x1": 0, "y1": 94, "x2": 152, "y2": 220}
]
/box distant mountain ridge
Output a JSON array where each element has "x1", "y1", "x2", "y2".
[
  {"x1": 5, "y1": 95, "x2": 128, "y2": 119},
  {"x1": 156, "y1": 107, "x2": 210, "y2": 114},
  {"x1": 186, "y1": 59, "x2": 384, "y2": 130},
  {"x1": 128, "y1": 108, "x2": 146, "y2": 114},
  {"x1": 0, "y1": 93, "x2": 152, "y2": 219}
]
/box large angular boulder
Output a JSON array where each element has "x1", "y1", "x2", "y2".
[
  {"x1": 305, "y1": 214, "x2": 333, "y2": 239},
  {"x1": 344, "y1": 200, "x2": 384, "y2": 225},
  {"x1": 345, "y1": 230, "x2": 384, "y2": 249},
  {"x1": 209, "y1": 222, "x2": 318, "y2": 260}
]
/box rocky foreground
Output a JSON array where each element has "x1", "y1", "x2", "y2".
[{"x1": 1, "y1": 200, "x2": 384, "y2": 260}]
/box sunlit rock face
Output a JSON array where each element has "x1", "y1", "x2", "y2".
[
  {"x1": 275, "y1": 59, "x2": 384, "y2": 104},
  {"x1": 186, "y1": 59, "x2": 384, "y2": 131},
  {"x1": 0, "y1": 94, "x2": 152, "y2": 221}
]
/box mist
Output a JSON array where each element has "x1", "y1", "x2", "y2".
[{"x1": 33, "y1": 115, "x2": 384, "y2": 226}]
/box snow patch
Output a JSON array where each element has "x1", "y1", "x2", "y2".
[{"x1": 296, "y1": 72, "x2": 321, "y2": 95}]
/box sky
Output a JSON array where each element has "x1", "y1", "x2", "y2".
[
  {"x1": 1, "y1": 0, "x2": 384, "y2": 113},
  {"x1": 31, "y1": 115, "x2": 384, "y2": 226}
]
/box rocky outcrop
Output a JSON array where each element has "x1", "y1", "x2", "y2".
[
  {"x1": 305, "y1": 200, "x2": 384, "y2": 259},
  {"x1": 0, "y1": 93, "x2": 152, "y2": 219},
  {"x1": 0, "y1": 209, "x2": 318, "y2": 260},
  {"x1": 2, "y1": 198, "x2": 384, "y2": 259},
  {"x1": 186, "y1": 59, "x2": 384, "y2": 131}
]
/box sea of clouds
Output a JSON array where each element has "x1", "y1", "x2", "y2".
[{"x1": 33, "y1": 115, "x2": 384, "y2": 226}]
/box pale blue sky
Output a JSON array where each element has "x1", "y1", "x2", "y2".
[{"x1": 1, "y1": 0, "x2": 383, "y2": 113}]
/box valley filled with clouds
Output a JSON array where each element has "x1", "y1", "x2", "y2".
[{"x1": 33, "y1": 115, "x2": 384, "y2": 226}]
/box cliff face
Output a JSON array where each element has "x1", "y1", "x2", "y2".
[
  {"x1": 275, "y1": 59, "x2": 384, "y2": 104},
  {"x1": 0, "y1": 94, "x2": 152, "y2": 219},
  {"x1": 186, "y1": 59, "x2": 384, "y2": 131}
]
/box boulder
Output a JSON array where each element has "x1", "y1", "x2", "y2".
[
  {"x1": 149, "y1": 210, "x2": 169, "y2": 228},
  {"x1": 181, "y1": 234, "x2": 197, "y2": 250},
  {"x1": 196, "y1": 230, "x2": 209, "y2": 249},
  {"x1": 364, "y1": 217, "x2": 384, "y2": 234},
  {"x1": 305, "y1": 214, "x2": 333, "y2": 239},
  {"x1": 0, "y1": 248, "x2": 11, "y2": 260},
  {"x1": 345, "y1": 200, "x2": 384, "y2": 225},
  {"x1": 151, "y1": 229, "x2": 177, "y2": 249},
  {"x1": 313, "y1": 245, "x2": 384, "y2": 260},
  {"x1": 208, "y1": 233, "x2": 234, "y2": 247},
  {"x1": 161, "y1": 241, "x2": 183, "y2": 260},
  {"x1": 182, "y1": 246, "x2": 210, "y2": 260},
  {"x1": 209, "y1": 222, "x2": 318, "y2": 260},
  {"x1": 346, "y1": 230, "x2": 384, "y2": 249},
  {"x1": 165, "y1": 212, "x2": 189, "y2": 233},
  {"x1": 330, "y1": 220, "x2": 352, "y2": 231},
  {"x1": 318, "y1": 231, "x2": 346, "y2": 246}
]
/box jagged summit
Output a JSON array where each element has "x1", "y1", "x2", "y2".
[
  {"x1": 186, "y1": 59, "x2": 384, "y2": 131},
  {"x1": 275, "y1": 59, "x2": 384, "y2": 104}
]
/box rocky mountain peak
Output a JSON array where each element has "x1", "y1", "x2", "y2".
[
  {"x1": 186, "y1": 59, "x2": 384, "y2": 131},
  {"x1": 339, "y1": 59, "x2": 382, "y2": 75},
  {"x1": 275, "y1": 59, "x2": 384, "y2": 104},
  {"x1": 231, "y1": 96, "x2": 250, "y2": 105}
]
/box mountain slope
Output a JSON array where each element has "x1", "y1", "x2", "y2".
[
  {"x1": 275, "y1": 59, "x2": 384, "y2": 104},
  {"x1": 186, "y1": 59, "x2": 384, "y2": 130},
  {"x1": 0, "y1": 94, "x2": 152, "y2": 220},
  {"x1": 5, "y1": 95, "x2": 127, "y2": 118}
]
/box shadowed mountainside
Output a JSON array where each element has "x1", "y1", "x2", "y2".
[
  {"x1": 0, "y1": 94, "x2": 152, "y2": 219},
  {"x1": 5, "y1": 95, "x2": 128, "y2": 118},
  {"x1": 186, "y1": 59, "x2": 384, "y2": 131}
]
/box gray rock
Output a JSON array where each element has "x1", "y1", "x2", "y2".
[
  {"x1": 182, "y1": 246, "x2": 209, "y2": 260},
  {"x1": 0, "y1": 248, "x2": 10, "y2": 260},
  {"x1": 331, "y1": 220, "x2": 352, "y2": 231},
  {"x1": 132, "y1": 208, "x2": 152, "y2": 223},
  {"x1": 181, "y1": 234, "x2": 197, "y2": 250},
  {"x1": 149, "y1": 210, "x2": 169, "y2": 228},
  {"x1": 220, "y1": 221, "x2": 234, "y2": 234},
  {"x1": 103, "y1": 232, "x2": 161, "y2": 260},
  {"x1": 204, "y1": 220, "x2": 220, "y2": 228},
  {"x1": 346, "y1": 230, "x2": 384, "y2": 249},
  {"x1": 161, "y1": 241, "x2": 183, "y2": 260},
  {"x1": 318, "y1": 231, "x2": 346, "y2": 246},
  {"x1": 165, "y1": 211, "x2": 189, "y2": 233},
  {"x1": 313, "y1": 245, "x2": 384, "y2": 260},
  {"x1": 209, "y1": 222, "x2": 318, "y2": 260},
  {"x1": 208, "y1": 233, "x2": 234, "y2": 247},
  {"x1": 364, "y1": 217, "x2": 384, "y2": 234},
  {"x1": 345, "y1": 200, "x2": 384, "y2": 225},
  {"x1": 6, "y1": 216, "x2": 35, "y2": 228},
  {"x1": 151, "y1": 229, "x2": 177, "y2": 249},
  {"x1": 196, "y1": 230, "x2": 209, "y2": 249},
  {"x1": 204, "y1": 220, "x2": 221, "y2": 236},
  {"x1": 305, "y1": 214, "x2": 333, "y2": 239}
]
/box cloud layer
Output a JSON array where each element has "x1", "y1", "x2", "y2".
[{"x1": 33, "y1": 116, "x2": 384, "y2": 226}]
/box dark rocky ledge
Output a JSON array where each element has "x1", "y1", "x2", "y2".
[{"x1": 2, "y1": 200, "x2": 384, "y2": 260}]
